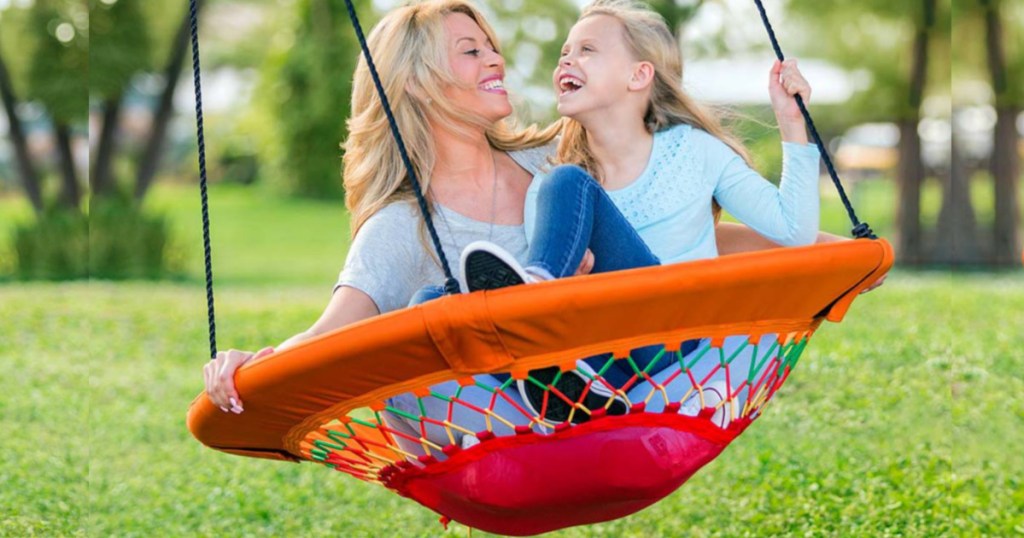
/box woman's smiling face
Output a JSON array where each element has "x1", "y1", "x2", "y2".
[{"x1": 442, "y1": 12, "x2": 512, "y2": 123}]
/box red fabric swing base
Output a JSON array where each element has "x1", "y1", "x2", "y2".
[{"x1": 374, "y1": 411, "x2": 746, "y2": 536}]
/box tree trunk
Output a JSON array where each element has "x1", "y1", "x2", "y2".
[
  {"x1": 55, "y1": 122, "x2": 81, "y2": 210},
  {"x1": 0, "y1": 46, "x2": 43, "y2": 214},
  {"x1": 895, "y1": 0, "x2": 934, "y2": 265},
  {"x1": 91, "y1": 96, "x2": 122, "y2": 196},
  {"x1": 135, "y1": 0, "x2": 205, "y2": 201},
  {"x1": 983, "y1": 0, "x2": 1021, "y2": 265},
  {"x1": 896, "y1": 119, "x2": 924, "y2": 263},
  {"x1": 934, "y1": 128, "x2": 981, "y2": 264}
]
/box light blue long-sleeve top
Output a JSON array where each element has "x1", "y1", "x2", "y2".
[{"x1": 524, "y1": 123, "x2": 821, "y2": 264}]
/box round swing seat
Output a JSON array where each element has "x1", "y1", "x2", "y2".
[{"x1": 187, "y1": 240, "x2": 893, "y2": 535}]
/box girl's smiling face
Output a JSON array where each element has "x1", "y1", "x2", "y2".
[
  {"x1": 443, "y1": 12, "x2": 512, "y2": 123},
  {"x1": 553, "y1": 14, "x2": 641, "y2": 119}
]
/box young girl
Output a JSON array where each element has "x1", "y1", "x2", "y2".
[{"x1": 461, "y1": 0, "x2": 821, "y2": 421}]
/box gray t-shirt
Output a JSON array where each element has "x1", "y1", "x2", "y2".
[{"x1": 337, "y1": 145, "x2": 552, "y2": 314}]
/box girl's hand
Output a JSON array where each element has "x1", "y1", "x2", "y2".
[
  {"x1": 203, "y1": 346, "x2": 275, "y2": 413},
  {"x1": 768, "y1": 59, "x2": 811, "y2": 143}
]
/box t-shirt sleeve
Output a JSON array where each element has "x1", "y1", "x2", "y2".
[
  {"x1": 705, "y1": 133, "x2": 821, "y2": 246},
  {"x1": 336, "y1": 203, "x2": 426, "y2": 314}
]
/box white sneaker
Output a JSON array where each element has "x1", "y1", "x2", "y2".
[
  {"x1": 460, "y1": 434, "x2": 480, "y2": 449},
  {"x1": 682, "y1": 380, "x2": 731, "y2": 428},
  {"x1": 460, "y1": 240, "x2": 536, "y2": 293}
]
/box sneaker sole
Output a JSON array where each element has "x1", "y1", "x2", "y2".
[{"x1": 464, "y1": 250, "x2": 526, "y2": 292}]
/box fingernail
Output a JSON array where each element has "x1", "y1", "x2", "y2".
[
  {"x1": 220, "y1": 406, "x2": 229, "y2": 413},
  {"x1": 231, "y1": 407, "x2": 243, "y2": 414},
  {"x1": 229, "y1": 397, "x2": 239, "y2": 407}
]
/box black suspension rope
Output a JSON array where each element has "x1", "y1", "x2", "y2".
[
  {"x1": 752, "y1": 0, "x2": 875, "y2": 239},
  {"x1": 188, "y1": 0, "x2": 218, "y2": 359},
  {"x1": 341, "y1": 0, "x2": 462, "y2": 294}
]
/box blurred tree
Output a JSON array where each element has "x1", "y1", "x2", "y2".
[
  {"x1": 0, "y1": 39, "x2": 43, "y2": 213},
  {"x1": 26, "y1": 0, "x2": 88, "y2": 210},
  {"x1": 981, "y1": 0, "x2": 1021, "y2": 265},
  {"x1": 89, "y1": 0, "x2": 152, "y2": 195},
  {"x1": 135, "y1": 0, "x2": 204, "y2": 201},
  {"x1": 946, "y1": 0, "x2": 1021, "y2": 265},
  {"x1": 261, "y1": 0, "x2": 373, "y2": 198},
  {"x1": 787, "y1": 0, "x2": 951, "y2": 265}
]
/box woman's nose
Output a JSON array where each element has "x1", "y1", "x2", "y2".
[{"x1": 487, "y1": 49, "x2": 505, "y2": 68}]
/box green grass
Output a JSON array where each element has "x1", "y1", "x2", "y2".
[
  {"x1": 144, "y1": 182, "x2": 351, "y2": 286},
  {"x1": 1, "y1": 272, "x2": 1021, "y2": 536}
]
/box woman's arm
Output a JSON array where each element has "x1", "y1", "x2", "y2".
[{"x1": 203, "y1": 286, "x2": 380, "y2": 413}]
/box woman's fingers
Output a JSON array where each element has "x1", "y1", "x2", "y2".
[{"x1": 205, "y1": 349, "x2": 257, "y2": 413}]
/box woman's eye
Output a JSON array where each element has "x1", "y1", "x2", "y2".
[{"x1": 465, "y1": 49, "x2": 481, "y2": 56}]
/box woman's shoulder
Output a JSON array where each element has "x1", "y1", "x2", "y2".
[{"x1": 358, "y1": 200, "x2": 421, "y2": 237}]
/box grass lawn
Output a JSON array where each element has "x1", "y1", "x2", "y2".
[{"x1": 1, "y1": 271, "x2": 1021, "y2": 537}]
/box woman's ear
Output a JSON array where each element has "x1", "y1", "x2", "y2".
[{"x1": 628, "y1": 61, "x2": 655, "y2": 92}]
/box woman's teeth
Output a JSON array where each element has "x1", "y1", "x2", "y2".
[{"x1": 481, "y1": 79, "x2": 504, "y2": 91}]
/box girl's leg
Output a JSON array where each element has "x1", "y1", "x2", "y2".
[{"x1": 527, "y1": 165, "x2": 660, "y2": 278}]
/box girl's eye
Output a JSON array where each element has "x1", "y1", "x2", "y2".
[{"x1": 582, "y1": 46, "x2": 594, "y2": 52}]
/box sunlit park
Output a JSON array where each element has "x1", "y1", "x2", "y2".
[{"x1": 1, "y1": 0, "x2": 1023, "y2": 536}]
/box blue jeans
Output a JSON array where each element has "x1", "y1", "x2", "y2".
[{"x1": 527, "y1": 165, "x2": 660, "y2": 278}]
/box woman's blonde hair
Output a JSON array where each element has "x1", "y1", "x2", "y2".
[
  {"x1": 556, "y1": 0, "x2": 753, "y2": 218},
  {"x1": 343, "y1": 0, "x2": 558, "y2": 236}
]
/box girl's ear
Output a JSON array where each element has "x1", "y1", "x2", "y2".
[{"x1": 628, "y1": 61, "x2": 655, "y2": 92}]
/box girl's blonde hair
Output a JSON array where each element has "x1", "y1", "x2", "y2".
[
  {"x1": 344, "y1": 0, "x2": 558, "y2": 236},
  {"x1": 557, "y1": 0, "x2": 753, "y2": 218}
]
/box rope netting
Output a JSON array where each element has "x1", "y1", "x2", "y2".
[{"x1": 299, "y1": 330, "x2": 810, "y2": 484}]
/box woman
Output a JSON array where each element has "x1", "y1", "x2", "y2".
[{"x1": 204, "y1": 0, "x2": 558, "y2": 414}]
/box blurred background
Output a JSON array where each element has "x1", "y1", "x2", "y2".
[
  {"x1": 0, "y1": 0, "x2": 1020, "y2": 282},
  {"x1": 2, "y1": 3, "x2": 1022, "y2": 537}
]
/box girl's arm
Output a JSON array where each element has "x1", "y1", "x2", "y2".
[
  {"x1": 711, "y1": 60, "x2": 819, "y2": 247},
  {"x1": 203, "y1": 286, "x2": 380, "y2": 413}
]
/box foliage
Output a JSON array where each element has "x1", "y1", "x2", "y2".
[
  {"x1": 88, "y1": 0, "x2": 152, "y2": 99},
  {"x1": 1, "y1": 273, "x2": 1021, "y2": 535},
  {"x1": 785, "y1": 0, "x2": 952, "y2": 123},
  {"x1": 259, "y1": 0, "x2": 374, "y2": 199},
  {"x1": 87, "y1": 196, "x2": 184, "y2": 280},
  {"x1": 11, "y1": 197, "x2": 183, "y2": 280},
  {"x1": 11, "y1": 205, "x2": 88, "y2": 280},
  {"x1": 26, "y1": 0, "x2": 88, "y2": 124}
]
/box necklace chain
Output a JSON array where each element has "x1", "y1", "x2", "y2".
[{"x1": 431, "y1": 150, "x2": 499, "y2": 258}]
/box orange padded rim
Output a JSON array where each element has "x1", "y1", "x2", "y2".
[{"x1": 187, "y1": 238, "x2": 893, "y2": 461}]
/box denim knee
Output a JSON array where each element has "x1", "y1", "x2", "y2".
[
  {"x1": 541, "y1": 165, "x2": 594, "y2": 197},
  {"x1": 408, "y1": 284, "x2": 447, "y2": 307}
]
